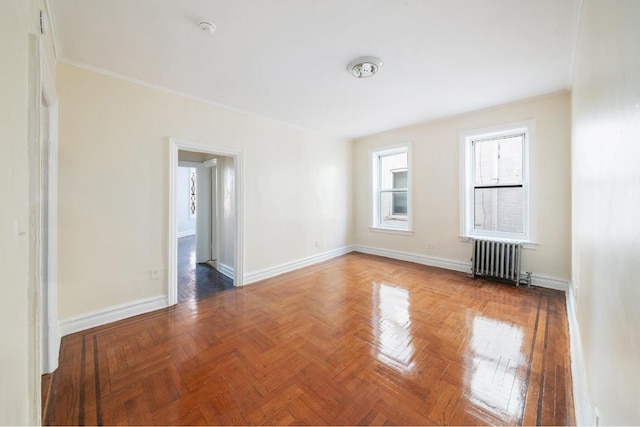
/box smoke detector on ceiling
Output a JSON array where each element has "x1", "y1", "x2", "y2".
[
  {"x1": 198, "y1": 21, "x2": 216, "y2": 35},
  {"x1": 347, "y1": 56, "x2": 383, "y2": 78}
]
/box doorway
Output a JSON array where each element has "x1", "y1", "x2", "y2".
[
  {"x1": 168, "y1": 139, "x2": 244, "y2": 306},
  {"x1": 176, "y1": 158, "x2": 233, "y2": 301}
]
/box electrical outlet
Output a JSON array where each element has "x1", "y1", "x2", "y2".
[
  {"x1": 315, "y1": 240, "x2": 320, "y2": 248},
  {"x1": 149, "y1": 270, "x2": 160, "y2": 280}
]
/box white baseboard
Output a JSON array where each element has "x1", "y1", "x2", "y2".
[
  {"x1": 243, "y1": 245, "x2": 355, "y2": 285},
  {"x1": 566, "y1": 285, "x2": 594, "y2": 426},
  {"x1": 177, "y1": 230, "x2": 195, "y2": 238},
  {"x1": 58, "y1": 295, "x2": 168, "y2": 337},
  {"x1": 353, "y1": 245, "x2": 470, "y2": 273},
  {"x1": 531, "y1": 274, "x2": 569, "y2": 291},
  {"x1": 218, "y1": 262, "x2": 234, "y2": 280},
  {"x1": 352, "y1": 244, "x2": 569, "y2": 291}
]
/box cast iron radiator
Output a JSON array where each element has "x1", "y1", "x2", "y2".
[{"x1": 470, "y1": 239, "x2": 531, "y2": 287}]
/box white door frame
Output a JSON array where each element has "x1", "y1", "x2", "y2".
[
  {"x1": 168, "y1": 139, "x2": 244, "y2": 305},
  {"x1": 26, "y1": 32, "x2": 60, "y2": 424},
  {"x1": 195, "y1": 163, "x2": 211, "y2": 263},
  {"x1": 203, "y1": 158, "x2": 220, "y2": 268},
  {"x1": 28, "y1": 34, "x2": 60, "y2": 379}
]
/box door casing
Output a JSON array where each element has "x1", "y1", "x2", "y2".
[{"x1": 168, "y1": 139, "x2": 244, "y2": 305}]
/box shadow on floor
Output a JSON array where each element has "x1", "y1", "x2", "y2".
[{"x1": 178, "y1": 235, "x2": 234, "y2": 302}]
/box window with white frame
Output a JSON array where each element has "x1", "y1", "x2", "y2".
[
  {"x1": 461, "y1": 122, "x2": 534, "y2": 241},
  {"x1": 372, "y1": 145, "x2": 411, "y2": 230}
]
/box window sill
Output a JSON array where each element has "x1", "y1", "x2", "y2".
[
  {"x1": 459, "y1": 235, "x2": 538, "y2": 249},
  {"x1": 370, "y1": 227, "x2": 414, "y2": 236}
]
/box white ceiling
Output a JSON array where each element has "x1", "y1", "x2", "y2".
[{"x1": 49, "y1": 0, "x2": 581, "y2": 139}]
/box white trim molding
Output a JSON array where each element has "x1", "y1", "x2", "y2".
[
  {"x1": 27, "y1": 33, "x2": 62, "y2": 423},
  {"x1": 58, "y1": 295, "x2": 168, "y2": 337},
  {"x1": 566, "y1": 285, "x2": 595, "y2": 426},
  {"x1": 243, "y1": 246, "x2": 354, "y2": 285},
  {"x1": 369, "y1": 227, "x2": 415, "y2": 236},
  {"x1": 353, "y1": 245, "x2": 471, "y2": 273},
  {"x1": 352, "y1": 245, "x2": 569, "y2": 291},
  {"x1": 529, "y1": 274, "x2": 569, "y2": 291},
  {"x1": 218, "y1": 262, "x2": 234, "y2": 280},
  {"x1": 40, "y1": 41, "x2": 61, "y2": 375}
]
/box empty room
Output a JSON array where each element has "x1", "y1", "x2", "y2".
[{"x1": 2, "y1": 0, "x2": 639, "y2": 425}]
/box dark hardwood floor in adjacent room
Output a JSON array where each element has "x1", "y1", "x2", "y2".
[
  {"x1": 178, "y1": 235, "x2": 233, "y2": 302},
  {"x1": 45, "y1": 252, "x2": 574, "y2": 426}
]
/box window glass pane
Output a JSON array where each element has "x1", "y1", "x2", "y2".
[
  {"x1": 474, "y1": 135, "x2": 523, "y2": 185},
  {"x1": 392, "y1": 170, "x2": 407, "y2": 189},
  {"x1": 380, "y1": 152, "x2": 407, "y2": 190},
  {"x1": 380, "y1": 190, "x2": 407, "y2": 227},
  {"x1": 392, "y1": 191, "x2": 407, "y2": 214},
  {"x1": 474, "y1": 187, "x2": 524, "y2": 233},
  {"x1": 189, "y1": 168, "x2": 197, "y2": 218}
]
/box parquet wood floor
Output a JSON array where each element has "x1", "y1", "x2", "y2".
[
  {"x1": 45, "y1": 252, "x2": 574, "y2": 426},
  {"x1": 178, "y1": 235, "x2": 234, "y2": 302}
]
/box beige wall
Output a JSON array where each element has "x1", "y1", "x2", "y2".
[
  {"x1": 353, "y1": 92, "x2": 571, "y2": 280},
  {"x1": 56, "y1": 63, "x2": 352, "y2": 319},
  {"x1": 0, "y1": 1, "x2": 56, "y2": 424},
  {"x1": 0, "y1": 4, "x2": 32, "y2": 424},
  {"x1": 572, "y1": 0, "x2": 640, "y2": 424}
]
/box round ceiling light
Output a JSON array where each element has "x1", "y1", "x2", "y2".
[
  {"x1": 198, "y1": 21, "x2": 216, "y2": 35},
  {"x1": 347, "y1": 56, "x2": 383, "y2": 78}
]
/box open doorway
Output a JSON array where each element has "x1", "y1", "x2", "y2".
[
  {"x1": 168, "y1": 139, "x2": 243, "y2": 306},
  {"x1": 177, "y1": 154, "x2": 233, "y2": 301}
]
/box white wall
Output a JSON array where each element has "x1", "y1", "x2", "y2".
[
  {"x1": 56, "y1": 63, "x2": 352, "y2": 319},
  {"x1": 219, "y1": 156, "x2": 236, "y2": 270},
  {"x1": 353, "y1": 92, "x2": 572, "y2": 281},
  {"x1": 176, "y1": 166, "x2": 196, "y2": 237},
  {"x1": 571, "y1": 0, "x2": 640, "y2": 424},
  {"x1": 0, "y1": 1, "x2": 56, "y2": 424}
]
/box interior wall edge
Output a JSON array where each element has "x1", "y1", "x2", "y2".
[{"x1": 566, "y1": 285, "x2": 594, "y2": 426}]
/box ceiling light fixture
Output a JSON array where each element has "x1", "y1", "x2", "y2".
[
  {"x1": 347, "y1": 56, "x2": 383, "y2": 78},
  {"x1": 198, "y1": 21, "x2": 216, "y2": 35}
]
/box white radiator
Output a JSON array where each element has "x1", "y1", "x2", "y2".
[{"x1": 470, "y1": 239, "x2": 531, "y2": 287}]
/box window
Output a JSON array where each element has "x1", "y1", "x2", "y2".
[
  {"x1": 372, "y1": 145, "x2": 411, "y2": 231},
  {"x1": 461, "y1": 122, "x2": 534, "y2": 241},
  {"x1": 189, "y1": 167, "x2": 197, "y2": 219},
  {"x1": 391, "y1": 170, "x2": 408, "y2": 215}
]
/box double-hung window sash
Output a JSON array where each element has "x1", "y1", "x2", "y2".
[{"x1": 472, "y1": 133, "x2": 525, "y2": 234}]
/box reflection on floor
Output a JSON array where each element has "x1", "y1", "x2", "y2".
[{"x1": 178, "y1": 235, "x2": 233, "y2": 302}]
